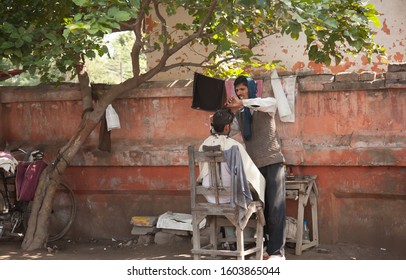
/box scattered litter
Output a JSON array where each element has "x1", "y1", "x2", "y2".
[
  {"x1": 46, "y1": 245, "x2": 58, "y2": 254},
  {"x1": 317, "y1": 248, "x2": 330, "y2": 254}
]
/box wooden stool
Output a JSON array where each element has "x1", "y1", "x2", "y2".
[
  {"x1": 286, "y1": 175, "x2": 319, "y2": 255},
  {"x1": 188, "y1": 145, "x2": 265, "y2": 260}
]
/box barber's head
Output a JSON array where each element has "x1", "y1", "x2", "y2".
[
  {"x1": 234, "y1": 76, "x2": 257, "y2": 100},
  {"x1": 212, "y1": 108, "x2": 234, "y2": 134}
]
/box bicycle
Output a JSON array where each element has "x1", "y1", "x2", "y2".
[{"x1": 0, "y1": 148, "x2": 76, "y2": 242}]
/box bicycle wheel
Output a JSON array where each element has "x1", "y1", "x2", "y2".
[{"x1": 23, "y1": 182, "x2": 76, "y2": 242}]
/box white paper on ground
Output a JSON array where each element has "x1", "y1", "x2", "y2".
[{"x1": 156, "y1": 211, "x2": 206, "y2": 231}]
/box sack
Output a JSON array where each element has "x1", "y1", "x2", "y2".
[
  {"x1": 105, "y1": 104, "x2": 121, "y2": 131},
  {"x1": 286, "y1": 216, "x2": 297, "y2": 240},
  {"x1": 15, "y1": 160, "x2": 48, "y2": 201}
]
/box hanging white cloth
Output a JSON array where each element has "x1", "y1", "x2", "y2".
[
  {"x1": 270, "y1": 71, "x2": 296, "y2": 122},
  {"x1": 105, "y1": 104, "x2": 121, "y2": 131}
]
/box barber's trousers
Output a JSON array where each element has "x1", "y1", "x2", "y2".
[{"x1": 260, "y1": 163, "x2": 286, "y2": 256}]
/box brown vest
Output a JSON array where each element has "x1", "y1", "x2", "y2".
[{"x1": 236, "y1": 110, "x2": 285, "y2": 168}]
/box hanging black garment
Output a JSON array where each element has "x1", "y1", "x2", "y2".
[{"x1": 192, "y1": 72, "x2": 226, "y2": 112}]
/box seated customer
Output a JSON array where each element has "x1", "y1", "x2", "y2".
[{"x1": 197, "y1": 109, "x2": 265, "y2": 205}]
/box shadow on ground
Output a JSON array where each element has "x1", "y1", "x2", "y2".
[{"x1": 0, "y1": 238, "x2": 405, "y2": 260}]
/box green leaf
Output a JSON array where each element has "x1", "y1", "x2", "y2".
[
  {"x1": 0, "y1": 41, "x2": 14, "y2": 49},
  {"x1": 15, "y1": 39, "x2": 24, "y2": 48},
  {"x1": 21, "y1": 34, "x2": 33, "y2": 43},
  {"x1": 72, "y1": 0, "x2": 88, "y2": 6},
  {"x1": 324, "y1": 18, "x2": 339, "y2": 29},
  {"x1": 114, "y1": 11, "x2": 131, "y2": 22},
  {"x1": 308, "y1": 45, "x2": 318, "y2": 61}
]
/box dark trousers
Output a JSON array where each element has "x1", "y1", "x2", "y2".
[{"x1": 260, "y1": 163, "x2": 286, "y2": 256}]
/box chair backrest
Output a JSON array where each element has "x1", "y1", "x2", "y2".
[{"x1": 188, "y1": 145, "x2": 236, "y2": 209}]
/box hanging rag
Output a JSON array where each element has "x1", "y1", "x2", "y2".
[
  {"x1": 192, "y1": 72, "x2": 226, "y2": 112},
  {"x1": 98, "y1": 111, "x2": 111, "y2": 152},
  {"x1": 223, "y1": 145, "x2": 253, "y2": 225}
]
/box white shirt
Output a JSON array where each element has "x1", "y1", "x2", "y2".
[
  {"x1": 231, "y1": 97, "x2": 277, "y2": 136},
  {"x1": 242, "y1": 97, "x2": 277, "y2": 114},
  {"x1": 197, "y1": 134, "x2": 265, "y2": 203}
]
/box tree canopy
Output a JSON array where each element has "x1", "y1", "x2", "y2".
[{"x1": 1, "y1": 0, "x2": 386, "y2": 83}]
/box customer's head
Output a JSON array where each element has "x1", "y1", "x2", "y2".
[
  {"x1": 234, "y1": 75, "x2": 257, "y2": 100},
  {"x1": 212, "y1": 108, "x2": 234, "y2": 134}
]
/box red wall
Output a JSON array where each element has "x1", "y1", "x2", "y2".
[{"x1": 1, "y1": 75, "x2": 405, "y2": 254}]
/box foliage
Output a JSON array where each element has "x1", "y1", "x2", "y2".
[{"x1": 0, "y1": 0, "x2": 386, "y2": 83}]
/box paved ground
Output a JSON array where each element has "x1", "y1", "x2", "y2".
[{"x1": 0, "y1": 237, "x2": 405, "y2": 260}]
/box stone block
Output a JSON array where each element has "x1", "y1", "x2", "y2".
[
  {"x1": 335, "y1": 72, "x2": 359, "y2": 82},
  {"x1": 298, "y1": 74, "x2": 334, "y2": 92},
  {"x1": 388, "y1": 62, "x2": 406, "y2": 72},
  {"x1": 386, "y1": 71, "x2": 406, "y2": 81},
  {"x1": 154, "y1": 231, "x2": 190, "y2": 245},
  {"x1": 154, "y1": 231, "x2": 175, "y2": 245},
  {"x1": 130, "y1": 216, "x2": 158, "y2": 227},
  {"x1": 138, "y1": 234, "x2": 155, "y2": 245},
  {"x1": 323, "y1": 80, "x2": 385, "y2": 91},
  {"x1": 131, "y1": 225, "x2": 159, "y2": 235},
  {"x1": 162, "y1": 228, "x2": 191, "y2": 236},
  {"x1": 359, "y1": 71, "x2": 376, "y2": 81}
]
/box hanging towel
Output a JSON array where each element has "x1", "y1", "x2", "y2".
[
  {"x1": 271, "y1": 71, "x2": 292, "y2": 118},
  {"x1": 192, "y1": 72, "x2": 226, "y2": 112}
]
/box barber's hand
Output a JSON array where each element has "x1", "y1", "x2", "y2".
[{"x1": 225, "y1": 96, "x2": 243, "y2": 108}]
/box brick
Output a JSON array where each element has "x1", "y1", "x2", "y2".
[
  {"x1": 130, "y1": 216, "x2": 158, "y2": 227},
  {"x1": 388, "y1": 62, "x2": 406, "y2": 72},
  {"x1": 131, "y1": 226, "x2": 159, "y2": 235},
  {"x1": 335, "y1": 72, "x2": 359, "y2": 82},
  {"x1": 386, "y1": 80, "x2": 406, "y2": 88},
  {"x1": 298, "y1": 74, "x2": 334, "y2": 92},
  {"x1": 359, "y1": 71, "x2": 376, "y2": 81},
  {"x1": 386, "y1": 71, "x2": 406, "y2": 80},
  {"x1": 323, "y1": 80, "x2": 385, "y2": 91}
]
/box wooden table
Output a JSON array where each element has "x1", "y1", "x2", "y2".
[{"x1": 285, "y1": 175, "x2": 319, "y2": 255}]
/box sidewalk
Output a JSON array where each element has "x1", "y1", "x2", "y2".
[{"x1": 1, "y1": 237, "x2": 404, "y2": 260}]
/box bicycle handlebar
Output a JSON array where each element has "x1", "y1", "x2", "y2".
[{"x1": 10, "y1": 148, "x2": 44, "y2": 162}]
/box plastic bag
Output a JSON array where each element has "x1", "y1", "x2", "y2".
[{"x1": 106, "y1": 104, "x2": 121, "y2": 131}]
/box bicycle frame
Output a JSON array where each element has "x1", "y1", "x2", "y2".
[
  {"x1": 1, "y1": 148, "x2": 76, "y2": 241},
  {"x1": 0, "y1": 166, "x2": 28, "y2": 238}
]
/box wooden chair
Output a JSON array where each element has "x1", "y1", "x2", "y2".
[{"x1": 188, "y1": 145, "x2": 265, "y2": 260}]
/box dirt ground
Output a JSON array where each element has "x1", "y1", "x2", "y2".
[{"x1": 0, "y1": 236, "x2": 405, "y2": 260}]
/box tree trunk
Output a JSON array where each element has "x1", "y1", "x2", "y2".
[
  {"x1": 21, "y1": 116, "x2": 99, "y2": 250},
  {"x1": 21, "y1": 74, "x2": 144, "y2": 251}
]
